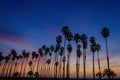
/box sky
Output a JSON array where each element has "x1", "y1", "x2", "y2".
[{"x1": 0, "y1": 0, "x2": 120, "y2": 78}]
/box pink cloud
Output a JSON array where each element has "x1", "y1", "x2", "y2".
[{"x1": 0, "y1": 32, "x2": 29, "y2": 47}]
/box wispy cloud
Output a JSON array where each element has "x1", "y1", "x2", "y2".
[{"x1": 0, "y1": 32, "x2": 29, "y2": 48}]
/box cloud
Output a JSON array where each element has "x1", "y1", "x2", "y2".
[{"x1": 0, "y1": 32, "x2": 29, "y2": 48}]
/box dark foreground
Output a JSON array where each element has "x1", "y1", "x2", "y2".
[{"x1": 0, "y1": 77, "x2": 120, "y2": 80}]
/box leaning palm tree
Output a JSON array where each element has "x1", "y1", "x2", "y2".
[
  {"x1": 101, "y1": 27, "x2": 110, "y2": 79},
  {"x1": 66, "y1": 31, "x2": 73, "y2": 79},
  {"x1": 96, "y1": 44, "x2": 102, "y2": 79},
  {"x1": 74, "y1": 33, "x2": 81, "y2": 79},
  {"x1": 80, "y1": 34, "x2": 88, "y2": 79},
  {"x1": 61, "y1": 26, "x2": 70, "y2": 78},
  {"x1": 90, "y1": 36, "x2": 96, "y2": 79}
]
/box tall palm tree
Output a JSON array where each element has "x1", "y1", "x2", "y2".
[
  {"x1": 96, "y1": 44, "x2": 102, "y2": 79},
  {"x1": 66, "y1": 31, "x2": 73, "y2": 79},
  {"x1": 59, "y1": 47, "x2": 64, "y2": 78},
  {"x1": 54, "y1": 35, "x2": 62, "y2": 78},
  {"x1": 8, "y1": 49, "x2": 17, "y2": 77},
  {"x1": 50, "y1": 45, "x2": 54, "y2": 77},
  {"x1": 38, "y1": 48, "x2": 43, "y2": 77},
  {"x1": 61, "y1": 26, "x2": 70, "y2": 78},
  {"x1": 28, "y1": 60, "x2": 33, "y2": 78},
  {"x1": 74, "y1": 33, "x2": 81, "y2": 79},
  {"x1": 80, "y1": 34, "x2": 88, "y2": 79},
  {"x1": 101, "y1": 27, "x2": 110, "y2": 79},
  {"x1": 90, "y1": 36, "x2": 96, "y2": 79},
  {"x1": 20, "y1": 50, "x2": 26, "y2": 77}
]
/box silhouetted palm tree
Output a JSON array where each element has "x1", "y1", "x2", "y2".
[
  {"x1": 59, "y1": 47, "x2": 64, "y2": 78},
  {"x1": 20, "y1": 50, "x2": 26, "y2": 77},
  {"x1": 74, "y1": 33, "x2": 81, "y2": 79},
  {"x1": 38, "y1": 48, "x2": 43, "y2": 77},
  {"x1": 61, "y1": 26, "x2": 70, "y2": 78},
  {"x1": 90, "y1": 36, "x2": 96, "y2": 79},
  {"x1": 54, "y1": 35, "x2": 62, "y2": 78},
  {"x1": 66, "y1": 31, "x2": 73, "y2": 79},
  {"x1": 50, "y1": 45, "x2": 54, "y2": 77},
  {"x1": 101, "y1": 27, "x2": 110, "y2": 79},
  {"x1": 80, "y1": 34, "x2": 88, "y2": 79},
  {"x1": 8, "y1": 49, "x2": 17, "y2": 77},
  {"x1": 96, "y1": 44, "x2": 102, "y2": 79}
]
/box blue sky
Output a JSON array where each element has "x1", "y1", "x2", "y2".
[{"x1": 0, "y1": 0, "x2": 120, "y2": 77}]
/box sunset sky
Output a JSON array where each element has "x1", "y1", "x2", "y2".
[{"x1": 0, "y1": 0, "x2": 120, "y2": 78}]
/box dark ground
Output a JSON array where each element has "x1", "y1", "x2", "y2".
[{"x1": 0, "y1": 77, "x2": 120, "y2": 80}]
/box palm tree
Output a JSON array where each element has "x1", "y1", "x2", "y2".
[
  {"x1": 54, "y1": 35, "x2": 62, "y2": 78},
  {"x1": 61, "y1": 26, "x2": 70, "y2": 78},
  {"x1": 59, "y1": 47, "x2": 64, "y2": 78},
  {"x1": 96, "y1": 44, "x2": 102, "y2": 79},
  {"x1": 66, "y1": 31, "x2": 73, "y2": 79},
  {"x1": 0, "y1": 52, "x2": 4, "y2": 76},
  {"x1": 101, "y1": 27, "x2": 110, "y2": 79},
  {"x1": 20, "y1": 50, "x2": 26, "y2": 77},
  {"x1": 50, "y1": 45, "x2": 54, "y2": 77},
  {"x1": 80, "y1": 34, "x2": 88, "y2": 79},
  {"x1": 28, "y1": 61, "x2": 33, "y2": 77},
  {"x1": 31, "y1": 51, "x2": 37, "y2": 74},
  {"x1": 38, "y1": 48, "x2": 43, "y2": 77},
  {"x1": 74, "y1": 33, "x2": 81, "y2": 79},
  {"x1": 90, "y1": 36, "x2": 96, "y2": 79},
  {"x1": 8, "y1": 49, "x2": 17, "y2": 77}
]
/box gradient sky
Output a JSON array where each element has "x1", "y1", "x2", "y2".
[{"x1": 0, "y1": 0, "x2": 120, "y2": 78}]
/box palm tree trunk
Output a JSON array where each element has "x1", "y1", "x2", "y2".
[
  {"x1": 6, "y1": 62, "x2": 11, "y2": 76},
  {"x1": 23, "y1": 58, "x2": 27, "y2": 77},
  {"x1": 8, "y1": 61, "x2": 14, "y2": 77},
  {"x1": 59, "y1": 56, "x2": 62, "y2": 78},
  {"x1": 105, "y1": 38, "x2": 110, "y2": 79},
  {"x1": 67, "y1": 52, "x2": 70, "y2": 79},
  {"x1": 20, "y1": 58, "x2": 24, "y2": 77},
  {"x1": 63, "y1": 38, "x2": 66, "y2": 78},
  {"x1": 105, "y1": 38, "x2": 110, "y2": 68},
  {"x1": 83, "y1": 49, "x2": 86, "y2": 79},
  {"x1": 2, "y1": 63, "x2": 7, "y2": 76},
  {"x1": 93, "y1": 52, "x2": 95, "y2": 79},
  {"x1": 97, "y1": 51, "x2": 101, "y2": 79},
  {"x1": 76, "y1": 57, "x2": 79, "y2": 79}
]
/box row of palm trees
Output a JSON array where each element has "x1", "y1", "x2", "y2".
[{"x1": 0, "y1": 26, "x2": 117, "y2": 79}]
